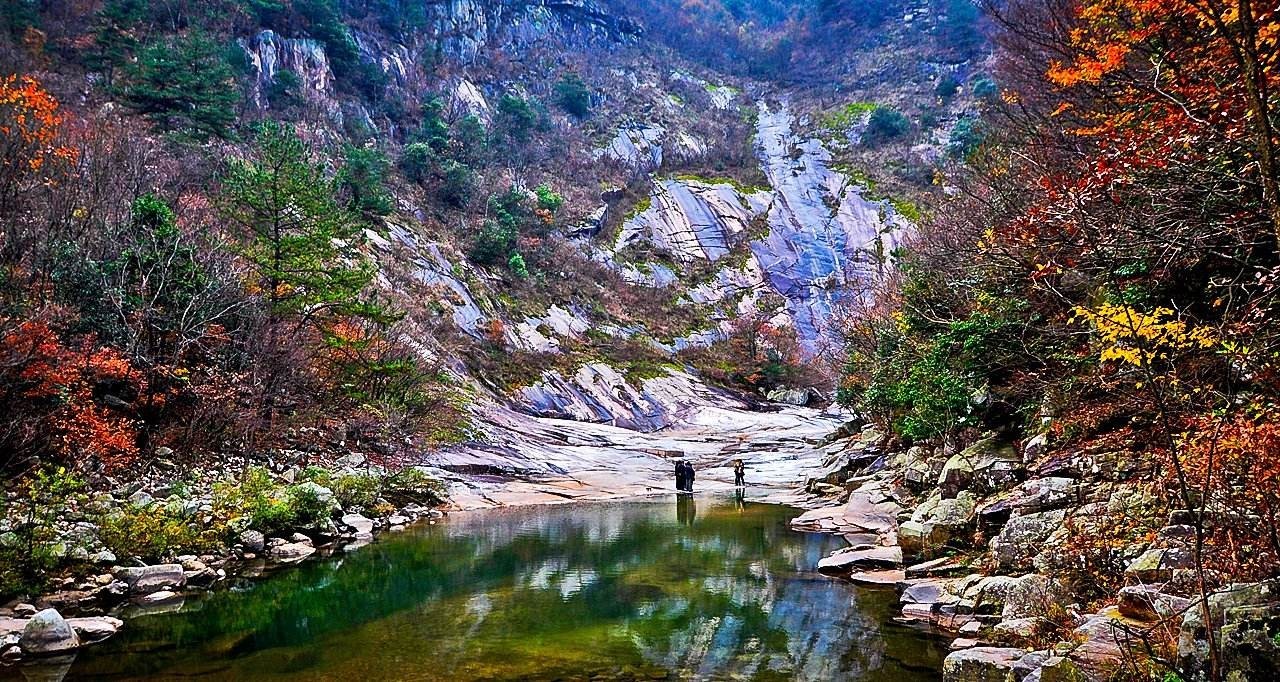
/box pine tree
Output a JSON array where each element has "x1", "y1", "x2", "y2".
[
  {"x1": 219, "y1": 122, "x2": 392, "y2": 329},
  {"x1": 120, "y1": 32, "x2": 241, "y2": 140}
]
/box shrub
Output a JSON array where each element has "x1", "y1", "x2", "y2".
[
  {"x1": 935, "y1": 74, "x2": 960, "y2": 99},
  {"x1": 508, "y1": 252, "x2": 530, "y2": 278},
  {"x1": 338, "y1": 145, "x2": 394, "y2": 218},
  {"x1": 864, "y1": 106, "x2": 911, "y2": 146},
  {"x1": 947, "y1": 116, "x2": 986, "y2": 160},
  {"x1": 534, "y1": 183, "x2": 564, "y2": 213},
  {"x1": 971, "y1": 76, "x2": 998, "y2": 101},
  {"x1": 472, "y1": 219, "x2": 518, "y2": 266},
  {"x1": 437, "y1": 159, "x2": 475, "y2": 207},
  {"x1": 213, "y1": 467, "x2": 335, "y2": 535},
  {"x1": 554, "y1": 72, "x2": 592, "y2": 118},
  {"x1": 399, "y1": 142, "x2": 436, "y2": 183},
  {"x1": 383, "y1": 468, "x2": 446, "y2": 506},
  {"x1": 495, "y1": 93, "x2": 539, "y2": 146},
  {"x1": 98, "y1": 504, "x2": 217, "y2": 561},
  {"x1": 0, "y1": 467, "x2": 84, "y2": 597},
  {"x1": 267, "y1": 68, "x2": 304, "y2": 109}
]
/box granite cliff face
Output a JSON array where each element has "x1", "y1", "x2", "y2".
[{"x1": 229, "y1": 1, "x2": 921, "y2": 476}]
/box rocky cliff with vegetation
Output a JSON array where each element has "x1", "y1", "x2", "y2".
[
  {"x1": 5, "y1": 0, "x2": 1274, "y2": 680},
  {"x1": 0, "y1": 0, "x2": 980, "y2": 631}
]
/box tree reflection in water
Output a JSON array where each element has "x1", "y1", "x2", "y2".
[{"x1": 54, "y1": 499, "x2": 945, "y2": 681}]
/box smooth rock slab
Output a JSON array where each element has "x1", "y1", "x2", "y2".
[
  {"x1": 942, "y1": 646, "x2": 1026, "y2": 682},
  {"x1": 817, "y1": 545, "x2": 902, "y2": 574},
  {"x1": 66, "y1": 616, "x2": 122, "y2": 644},
  {"x1": 18, "y1": 609, "x2": 79, "y2": 656},
  {"x1": 847, "y1": 569, "x2": 907, "y2": 586},
  {"x1": 115, "y1": 564, "x2": 185, "y2": 595}
]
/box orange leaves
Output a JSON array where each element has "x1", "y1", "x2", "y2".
[
  {"x1": 1, "y1": 320, "x2": 143, "y2": 470},
  {"x1": 0, "y1": 74, "x2": 76, "y2": 177}
]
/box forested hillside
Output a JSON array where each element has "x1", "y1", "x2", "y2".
[
  {"x1": 4, "y1": 0, "x2": 1275, "y2": 680},
  {"x1": 0, "y1": 0, "x2": 980, "y2": 605}
]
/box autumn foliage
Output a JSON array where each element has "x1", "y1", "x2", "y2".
[
  {"x1": 1, "y1": 320, "x2": 143, "y2": 470},
  {"x1": 843, "y1": 4, "x2": 1280, "y2": 672}
]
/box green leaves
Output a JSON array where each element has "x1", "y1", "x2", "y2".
[
  {"x1": 220, "y1": 122, "x2": 391, "y2": 327},
  {"x1": 120, "y1": 32, "x2": 241, "y2": 140}
]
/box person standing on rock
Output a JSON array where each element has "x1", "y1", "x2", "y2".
[
  {"x1": 675, "y1": 459, "x2": 686, "y2": 492},
  {"x1": 683, "y1": 461, "x2": 695, "y2": 493},
  {"x1": 733, "y1": 459, "x2": 745, "y2": 488}
]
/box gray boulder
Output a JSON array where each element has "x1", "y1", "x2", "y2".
[
  {"x1": 1125, "y1": 547, "x2": 1193, "y2": 583},
  {"x1": 942, "y1": 646, "x2": 1025, "y2": 682},
  {"x1": 18, "y1": 609, "x2": 79, "y2": 656},
  {"x1": 238, "y1": 529, "x2": 265, "y2": 553},
  {"x1": 1001, "y1": 574, "x2": 1067, "y2": 620},
  {"x1": 938, "y1": 437, "x2": 1021, "y2": 498},
  {"x1": 990, "y1": 509, "x2": 1067, "y2": 571},
  {"x1": 341, "y1": 513, "x2": 375, "y2": 538},
  {"x1": 115, "y1": 564, "x2": 185, "y2": 595},
  {"x1": 1180, "y1": 580, "x2": 1280, "y2": 680},
  {"x1": 1117, "y1": 584, "x2": 1191, "y2": 622}
]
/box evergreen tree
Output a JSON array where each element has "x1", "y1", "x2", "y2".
[
  {"x1": 87, "y1": 0, "x2": 147, "y2": 86},
  {"x1": 338, "y1": 145, "x2": 394, "y2": 218},
  {"x1": 120, "y1": 32, "x2": 242, "y2": 140},
  {"x1": 220, "y1": 122, "x2": 391, "y2": 328}
]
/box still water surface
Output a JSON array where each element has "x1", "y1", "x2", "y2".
[{"x1": 38, "y1": 497, "x2": 945, "y2": 680}]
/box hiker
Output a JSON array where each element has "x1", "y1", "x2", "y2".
[
  {"x1": 674, "y1": 459, "x2": 686, "y2": 492},
  {"x1": 733, "y1": 459, "x2": 745, "y2": 488},
  {"x1": 683, "y1": 461, "x2": 695, "y2": 493}
]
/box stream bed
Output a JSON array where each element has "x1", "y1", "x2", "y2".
[{"x1": 24, "y1": 497, "x2": 945, "y2": 681}]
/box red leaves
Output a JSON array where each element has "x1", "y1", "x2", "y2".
[{"x1": 1, "y1": 320, "x2": 143, "y2": 470}]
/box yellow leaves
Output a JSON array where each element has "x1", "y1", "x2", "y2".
[
  {"x1": 976, "y1": 227, "x2": 996, "y2": 250},
  {"x1": 891, "y1": 310, "x2": 909, "y2": 334},
  {"x1": 1073, "y1": 303, "x2": 1218, "y2": 367}
]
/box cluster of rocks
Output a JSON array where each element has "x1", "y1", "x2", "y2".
[
  {"x1": 2, "y1": 455, "x2": 448, "y2": 669},
  {"x1": 796, "y1": 425, "x2": 1280, "y2": 681},
  {"x1": 1, "y1": 606, "x2": 121, "y2": 664}
]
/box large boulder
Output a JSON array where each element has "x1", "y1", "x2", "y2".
[
  {"x1": 990, "y1": 509, "x2": 1067, "y2": 571},
  {"x1": 942, "y1": 646, "x2": 1025, "y2": 682},
  {"x1": 1001, "y1": 574, "x2": 1068, "y2": 620},
  {"x1": 238, "y1": 529, "x2": 266, "y2": 554},
  {"x1": 18, "y1": 609, "x2": 79, "y2": 656},
  {"x1": 1180, "y1": 580, "x2": 1280, "y2": 680},
  {"x1": 938, "y1": 438, "x2": 1022, "y2": 499},
  {"x1": 901, "y1": 492, "x2": 977, "y2": 558},
  {"x1": 1117, "y1": 584, "x2": 1191, "y2": 622},
  {"x1": 1125, "y1": 547, "x2": 1193, "y2": 583},
  {"x1": 115, "y1": 564, "x2": 185, "y2": 595},
  {"x1": 904, "y1": 446, "x2": 946, "y2": 488}
]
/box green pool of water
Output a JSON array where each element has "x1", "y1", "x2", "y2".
[{"x1": 19, "y1": 497, "x2": 946, "y2": 681}]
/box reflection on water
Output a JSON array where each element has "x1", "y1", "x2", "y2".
[{"x1": 43, "y1": 498, "x2": 945, "y2": 681}]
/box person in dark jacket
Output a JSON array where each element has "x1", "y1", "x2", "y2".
[
  {"x1": 683, "y1": 461, "x2": 695, "y2": 493},
  {"x1": 734, "y1": 459, "x2": 746, "y2": 488},
  {"x1": 674, "y1": 460, "x2": 686, "y2": 492}
]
